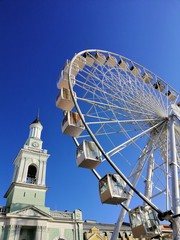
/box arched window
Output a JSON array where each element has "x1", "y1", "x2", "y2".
[{"x1": 26, "y1": 165, "x2": 37, "y2": 184}]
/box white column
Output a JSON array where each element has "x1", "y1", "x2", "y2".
[
  {"x1": 22, "y1": 159, "x2": 29, "y2": 183},
  {"x1": 8, "y1": 225, "x2": 16, "y2": 240},
  {"x1": 41, "y1": 226, "x2": 47, "y2": 240},
  {"x1": 1, "y1": 226, "x2": 5, "y2": 240},
  {"x1": 37, "y1": 160, "x2": 43, "y2": 185},
  {"x1": 17, "y1": 157, "x2": 25, "y2": 182},
  {"x1": 42, "y1": 161, "x2": 47, "y2": 186},
  {"x1": 14, "y1": 225, "x2": 21, "y2": 240},
  {"x1": 170, "y1": 117, "x2": 180, "y2": 240},
  {"x1": 35, "y1": 226, "x2": 42, "y2": 240},
  {"x1": 12, "y1": 165, "x2": 18, "y2": 182}
]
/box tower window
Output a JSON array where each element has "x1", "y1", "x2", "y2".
[
  {"x1": 23, "y1": 192, "x2": 26, "y2": 197},
  {"x1": 34, "y1": 193, "x2": 36, "y2": 198},
  {"x1": 26, "y1": 165, "x2": 37, "y2": 184}
]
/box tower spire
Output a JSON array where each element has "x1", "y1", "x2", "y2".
[{"x1": 37, "y1": 108, "x2": 40, "y2": 121}]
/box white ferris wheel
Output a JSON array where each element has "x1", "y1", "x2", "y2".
[{"x1": 56, "y1": 49, "x2": 180, "y2": 239}]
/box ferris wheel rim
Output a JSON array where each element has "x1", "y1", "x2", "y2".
[{"x1": 70, "y1": 49, "x2": 180, "y2": 96}]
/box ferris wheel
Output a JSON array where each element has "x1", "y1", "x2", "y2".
[{"x1": 56, "y1": 49, "x2": 180, "y2": 239}]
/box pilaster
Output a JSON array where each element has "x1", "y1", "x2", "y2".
[
  {"x1": 42, "y1": 226, "x2": 47, "y2": 240},
  {"x1": 1, "y1": 226, "x2": 5, "y2": 240},
  {"x1": 14, "y1": 225, "x2": 21, "y2": 240},
  {"x1": 35, "y1": 226, "x2": 42, "y2": 240},
  {"x1": 8, "y1": 225, "x2": 16, "y2": 240}
]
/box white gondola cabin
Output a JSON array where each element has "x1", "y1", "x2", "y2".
[
  {"x1": 76, "y1": 140, "x2": 102, "y2": 169},
  {"x1": 67, "y1": 62, "x2": 79, "y2": 76},
  {"x1": 56, "y1": 88, "x2": 75, "y2": 111},
  {"x1": 141, "y1": 72, "x2": 153, "y2": 84},
  {"x1": 57, "y1": 70, "x2": 76, "y2": 90},
  {"x1": 153, "y1": 81, "x2": 165, "y2": 92},
  {"x1": 106, "y1": 55, "x2": 118, "y2": 67},
  {"x1": 83, "y1": 52, "x2": 95, "y2": 67},
  {"x1": 171, "y1": 104, "x2": 180, "y2": 119},
  {"x1": 118, "y1": 59, "x2": 129, "y2": 71},
  {"x1": 99, "y1": 174, "x2": 128, "y2": 205},
  {"x1": 129, "y1": 206, "x2": 161, "y2": 239},
  {"x1": 95, "y1": 52, "x2": 106, "y2": 66},
  {"x1": 62, "y1": 111, "x2": 85, "y2": 137},
  {"x1": 57, "y1": 60, "x2": 78, "y2": 90},
  {"x1": 130, "y1": 66, "x2": 140, "y2": 77},
  {"x1": 74, "y1": 55, "x2": 86, "y2": 70},
  {"x1": 165, "y1": 90, "x2": 177, "y2": 102}
]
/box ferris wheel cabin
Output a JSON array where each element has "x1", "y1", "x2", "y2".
[
  {"x1": 57, "y1": 70, "x2": 76, "y2": 90},
  {"x1": 141, "y1": 72, "x2": 153, "y2": 84},
  {"x1": 76, "y1": 140, "x2": 102, "y2": 169},
  {"x1": 130, "y1": 65, "x2": 141, "y2": 77},
  {"x1": 118, "y1": 59, "x2": 129, "y2": 71},
  {"x1": 83, "y1": 52, "x2": 95, "y2": 67},
  {"x1": 56, "y1": 88, "x2": 75, "y2": 111},
  {"x1": 95, "y1": 52, "x2": 106, "y2": 66},
  {"x1": 99, "y1": 174, "x2": 128, "y2": 205},
  {"x1": 165, "y1": 90, "x2": 177, "y2": 102},
  {"x1": 129, "y1": 206, "x2": 161, "y2": 239},
  {"x1": 57, "y1": 61, "x2": 78, "y2": 90},
  {"x1": 153, "y1": 81, "x2": 165, "y2": 92},
  {"x1": 62, "y1": 111, "x2": 85, "y2": 137},
  {"x1": 73, "y1": 55, "x2": 86, "y2": 70},
  {"x1": 106, "y1": 55, "x2": 118, "y2": 67}
]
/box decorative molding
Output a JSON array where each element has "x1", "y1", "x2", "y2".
[
  {"x1": 7, "y1": 206, "x2": 51, "y2": 219},
  {"x1": 18, "y1": 209, "x2": 42, "y2": 217}
]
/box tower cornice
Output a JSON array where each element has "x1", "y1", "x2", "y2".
[{"x1": 13, "y1": 148, "x2": 50, "y2": 164}]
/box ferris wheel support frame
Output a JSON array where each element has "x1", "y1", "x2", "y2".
[
  {"x1": 170, "y1": 116, "x2": 180, "y2": 215},
  {"x1": 110, "y1": 137, "x2": 159, "y2": 240},
  {"x1": 170, "y1": 116, "x2": 180, "y2": 239},
  {"x1": 110, "y1": 146, "x2": 149, "y2": 240},
  {"x1": 144, "y1": 151, "x2": 154, "y2": 201}
]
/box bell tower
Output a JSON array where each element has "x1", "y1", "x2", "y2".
[{"x1": 4, "y1": 117, "x2": 50, "y2": 214}]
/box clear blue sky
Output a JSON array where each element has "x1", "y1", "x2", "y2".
[{"x1": 1, "y1": 0, "x2": 180, "y2": 224}]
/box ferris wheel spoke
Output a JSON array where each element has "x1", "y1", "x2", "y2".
[
  {"x1": 79, "y1": 63, "x2": 168, "y2": 116},
  {"x1": 106, "y1": 121, "x2": 165, "y2": 158},
  {"x1": 151, "y1": 188, "x2": 167, "y2": 199},
  {"x1": 85, "y1": 118, "x2": 161, "y2": 126},
  {"x1": 76, "y1": 95, "x2": 164, "y2": 122},
  {"x1": 77, "y1": 86, "x2": 166, "y2": 120},
  {"x1": 111, "y1": 139, "x2": 153, "y2": 230}
]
